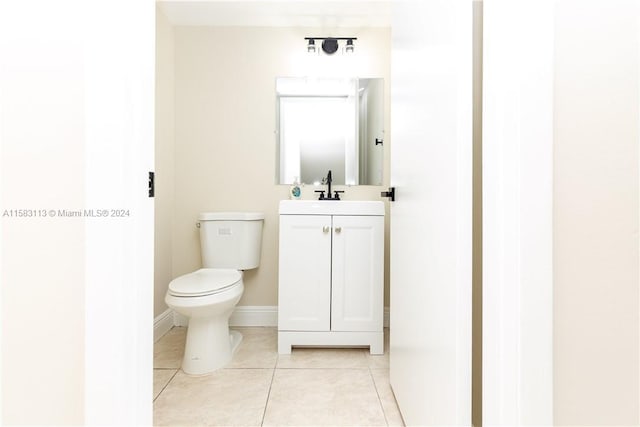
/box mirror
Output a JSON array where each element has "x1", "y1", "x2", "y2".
[{"x1": 276, "y1": 77, "x2": 384, "y2": 186}]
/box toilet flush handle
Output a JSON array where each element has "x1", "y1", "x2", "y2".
[{"x1": 196, "y1": 222, "x2": 201, "y2": 228}]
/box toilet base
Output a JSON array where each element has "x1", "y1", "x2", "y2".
[
  {"x1": 181, "y1": 317, "x2": 243, "y2": 375},
  {"x1": 230, "y1": 329, "x2": 243, "y2": 355},
  {"x1": 165, "y1": 275, "x2": 245, "y2": 375}
]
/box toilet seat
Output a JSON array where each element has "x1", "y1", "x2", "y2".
[{"x1": 168, "y1": 268, "x2": 241, "y2": 297}]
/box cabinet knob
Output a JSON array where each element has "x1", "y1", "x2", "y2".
[
  {"x1": 335, "y1": 227, "x2": 342, "y2": 233},
  {"x1": 323, "y1": 226, "x2": 330, "y2": 233}
]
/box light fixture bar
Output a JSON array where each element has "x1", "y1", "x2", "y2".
[
  {"x1": 304, "y1": 37, "x2": 358, "y2": 41},
  {"x1": 304, "y1": 37, "x2": 357, "y2": 55}
]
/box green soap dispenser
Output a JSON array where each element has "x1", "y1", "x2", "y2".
[{"x1": 290, "y1": 176, "x2": 302, "y2": 200}]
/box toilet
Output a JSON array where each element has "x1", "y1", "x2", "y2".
[{"x1": 165, "y1": 212, "x2": 264, "y2": 375}]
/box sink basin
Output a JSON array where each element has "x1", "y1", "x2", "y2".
[{"x1": 279, "y1": 200, "x2": 384, "y2": 216}]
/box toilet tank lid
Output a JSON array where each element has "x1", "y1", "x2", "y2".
[{"x1": 199, "y1": 212, "x2": 264, "y2": 221}]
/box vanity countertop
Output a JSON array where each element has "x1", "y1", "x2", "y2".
[{"x1": 279, "y1": 200, "x2": 384, "y2": 216}]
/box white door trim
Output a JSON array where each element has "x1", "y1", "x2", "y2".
[
  {"x1": 482, "y1": 1, "x2": 554, "y2": 425},
  {"x1": 83, "y1": 1, "x2": 155, "y2": 424}
]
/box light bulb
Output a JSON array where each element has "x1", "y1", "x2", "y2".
[
  {"x1": 307, "y1": 39, "x2": 316, "y2": 53},
  {"x1": 345, "y1": 39, "x2": 354, "y2": 54}
]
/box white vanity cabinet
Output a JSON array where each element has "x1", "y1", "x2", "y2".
[{"x1": 277, "y1": 200, "x2": 384, "y2": 354}]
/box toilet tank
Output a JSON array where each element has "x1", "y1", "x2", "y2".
[{"x1": 198, "y1": 212, "x2": 264, "y2": 270}]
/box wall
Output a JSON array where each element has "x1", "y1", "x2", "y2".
[
  {"x1": 482, "y1": 1, "x2": 554, "y2": 423},
  {"x1": 155, "y1": 7, "x2": 176, "y2": 318},
  {"x1": 172, "y1": 26, "x2": 391, "y2": 307},
  {"x1": 362, "y1": 79, "x2": 384, "y2": 185},
  {"x1": 0, "y1": 2, "x2": 85, "y2": 423},
  {"x1": 554, "y1": 1, "x2": 639, "y2": 424}
]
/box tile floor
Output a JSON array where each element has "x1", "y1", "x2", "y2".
[{"x1": 153, "y1": 327, "x2": 404, "y2": 427}]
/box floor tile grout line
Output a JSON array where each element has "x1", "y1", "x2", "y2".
[
  {"x1": 153, "y1": 369, "x2": 179, "y2": 403},
  {"x1": 260, "y1": 366, "x2": 277, "y2": 426},
  {"x1": 220, "y1": 366, "x2": 275, "y2": 371},
  {"x1": 388, "y1": 386, "x2": 406, "y2": 427},
  {"x1": 368, "y1": 366, "x2": 391, "y2": 427},
  {"x1": 274, "y1": 366, "x2": 371, "y2": 370}
]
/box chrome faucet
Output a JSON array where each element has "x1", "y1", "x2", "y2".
[{"x1": 315, "y1": 170, "x2": 344, "y2": 200}]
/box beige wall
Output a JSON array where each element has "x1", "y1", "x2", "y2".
[
  {"x1": 171, "y1": 26, "x2": 391, "y2": 307},
  {"x1": 554, "y1": 1, "x2": 639, "y2": 424},
  {"x1": 155, "y1": 7, "x2": 176, "y2": 318}
]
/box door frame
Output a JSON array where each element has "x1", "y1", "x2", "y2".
[
  {"x1": 482, "y1": 1, "x2": 554, "y2": 425},
  {"x1": 78, "y1": 0, "x2": 558, "y2": 424},
  {"x1": 83, "y1": 0, "x2": 155, "y2": 424}
]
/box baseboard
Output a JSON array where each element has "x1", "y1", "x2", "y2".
[
  {"x1": 154, "y1": 308, "x2": 174, "y2": 342},
  {"x1": 173, "y1": 306, "x2": 278, "y2": 327},
  {"x1": 171, "y1": 306, "x2": 390, "y2": 328},
  {"x1": 230, "y1": 306, "x2": 278, "y2": 327}
]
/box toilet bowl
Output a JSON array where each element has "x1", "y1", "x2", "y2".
[
  {"x1": 165, "y1": 212, "x2": 264, "y2": 375},
  {"x1": 166, "y1": 269, "x2": 244, "y2": 375}
]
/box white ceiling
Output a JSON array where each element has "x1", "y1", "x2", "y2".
[{"x1": 158, "y1": 1, "x2": 392, "y2": 27}]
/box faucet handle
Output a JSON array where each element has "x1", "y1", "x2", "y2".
[
  {"x1": 314, "y1": 190, "x2": 326, "y2": 200},
  {"x1": 333, "y1": 190, "x2": 345, "y2": 200}
]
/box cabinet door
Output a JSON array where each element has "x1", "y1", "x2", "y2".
[
  {"x1": 278, "y1": 214, "x2": 332, "y2": 331},
  {"x1": 331, "y1": 215, "x2": 384, "y2": 331}
]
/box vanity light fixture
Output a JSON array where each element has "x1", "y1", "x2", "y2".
[{"x1": 305, "y1": 37, "x2": 357, "y2": 55}]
